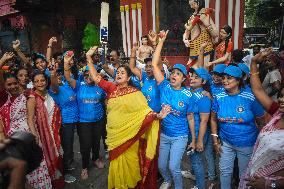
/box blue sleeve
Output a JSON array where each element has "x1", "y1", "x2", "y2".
[
  {"x1": 198, "y1": 96, "x2": 211, "y2": 113},
  {"x1": 211, "y1": 97, "x2": 218, "y2": 113},
  {"x1": 158, "y1": 79, "x2": 169, "y2": 91},
  {"x1": 187, "y1": 94, "x2": 196, "y2": 113},
  {"x1": 141, "y1": 71, "x2": 147, "y2": 82},
  {"x1": 252, "y1": 99, "x2": 265, "y2": 117}
]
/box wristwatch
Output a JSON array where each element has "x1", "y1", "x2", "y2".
[{"x1": 271, "y1": 181, "x2": 276, "y2": 188}]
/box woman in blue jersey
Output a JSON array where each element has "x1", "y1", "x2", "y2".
[
  {"x1": 49, "y1": 64, "x2": 78, "y2": 183},
  {"x1": 188, "y1": 67, "x2": 212, "y2": 189},
  {"x1": 152, "y1": 30, "x2": 196, "y2": 189},
  {"x1": 211, "y1": 64, "x2": 226, "y2": 97},
  {"x1": 211, "y1": 65, "x2": 265, "y2": 189},
  {"x1": 237, "y1": 63, "x2": 251, "y2": 91},
  {"x1": 64, "y1": 55, "x2": 106, "y2": 180},
  {"x1": 129, "y1": 43, "x2": 161, "y2": 112}
]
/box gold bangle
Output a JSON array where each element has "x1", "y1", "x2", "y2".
[
  {"x1": 130, "y1": 57, "x2": 136, "y2": 59},
  {"x1": 213, "y1": 143, "x2": 219, "y2": 146},
  {"x1": 64, "y1": 68, "x2": 70, "y2": 71},
  {"x1": 250, "y1": 72, "x2": 259, "y2": 76}
]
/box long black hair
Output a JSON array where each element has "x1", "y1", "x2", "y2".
[
  {"x1": 221, "y1": 25, "x2": 232, "y2": 55},
  {"x1": 194, "y1": 0, "x2": 205, "y2": 13}
]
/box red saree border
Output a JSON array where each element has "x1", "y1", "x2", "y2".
[
  {"x1": 138, "y1": 123, "x2": 161, "y2": 189},
  {"x1": 109, "y1": 111, "x2": 157, "y2": 161},
  {"x1": 108, "y1": 86, "x2": 139, "y2": 100}
]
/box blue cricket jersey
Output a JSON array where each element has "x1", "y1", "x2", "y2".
[
  {"x1": 49, "y1": 83, "x2": 79, "y2": 124},
  {"x1": 190, "y1": 88, "x2": 211, "y2": 140},
  {"x1": 159, "y1": 79, "x2": 196, "y2": 137},
  {"x1": 75, "y1": 81, "x2": 106, "y2": 123},
  {"x1": 141, "y1": 71, "x2": 161, "y2": 112},
  {"x1": 212, "y1": 89, "x2": 265, "y2": 147}
]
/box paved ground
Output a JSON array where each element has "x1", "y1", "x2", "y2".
[{"x1": 63, "y1": 133, "x2": 218, "y2": 189}]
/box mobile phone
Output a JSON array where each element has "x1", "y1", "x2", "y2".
[
  {"x1": 186, "y1": 147, "x2": 195, "y2": 155},
  {"x1": 2, "y1": 66, "x2": 9, "y2": 70},
  {"x1": 66, "y1": 51, "x2": 74, "y2": 57}
]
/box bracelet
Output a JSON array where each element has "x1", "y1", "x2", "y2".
[
  {"x1": 250, "y1": 72, "x2": 259, "y2": 76},
  {"x1": 64, "y1": 68, "x2": 70, "y2": 71},
  {"x1": 213, "y1": 143, "x2": 219, "y2": 146},
  {"x1": 47, "y1": 45, "x2": 52, "y2": 48},
  {"x1": 130, "y1": 57, "x2": 136, "y2": 59},
  {"x1": 211, "y1": 133, "x2": 218, "y2": 137}
]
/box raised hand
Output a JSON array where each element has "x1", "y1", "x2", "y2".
[
  {"x1": 1, "y1": 52, "x2": 15, "y2": 62},
  {"x1": 48, "y1": 58, "x2": 58, "y2": 74},
  {"x1": 63, "y1": 51, "x2": 74, "y2": 69},
  {"x1": 162, "y1": 57, "x2": 170, "y2": 68},
  {"x1": 252, "y1": 48, "x2": 273, "y2": 63},
  {"x1": 148, "y1": 30, "x2": 158, "y2": 44},
  {"x1": 86, "y1": 46, "x2": 98, "y2": 57},
  {"x1": 158, "y1": 30, "x2": 169, "y2": 42},
  {"x1": 48, "y1": 37, "x2": 57, "y2": 46},
  {"x1": 12, "y1": 40, "x2": 20, "y2": 51}
]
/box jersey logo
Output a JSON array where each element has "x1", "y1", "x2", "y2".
[
  {"x1": 178, "y1": 101, "x2": 184, "y2": 107},
  {"x1": 237, "y1": 106, "x2": 245, "y2": 113},
  {"x1": 69, "y1": 95, "x2": 76, "y2": 101},
  {"x1": 148, "y1": 86, "x2": 153, "y2": 92},
  {"x1": 146, "y1": 95, "x2": 151, "y2": 101}
]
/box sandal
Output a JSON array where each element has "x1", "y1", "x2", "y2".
[
  {"x1": 80, "y1": 169, "x2": 88, "y2": 180},
  {"x1": 94, "y1": 159, "x2": 104, "y2": 169}
]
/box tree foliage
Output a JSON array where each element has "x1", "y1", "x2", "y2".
[
  {"x1": 245, "y1": 0, "x2": 283, "y2": 27},
  {"x1": 82, "y1": 23, "x2": 100, "y2": 50}
]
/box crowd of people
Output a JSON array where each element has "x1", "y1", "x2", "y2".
[{"x1": 1, "y1": 0, "x2": 284, "y2": 189}]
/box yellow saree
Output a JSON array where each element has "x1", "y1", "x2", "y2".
[{"x1": 106, "y1": 86, "x2": 160, "y2": 189}]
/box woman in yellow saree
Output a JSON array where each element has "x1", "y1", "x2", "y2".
[{"x1": 76, "y1": 46, "x2": 170, "y2": 189}]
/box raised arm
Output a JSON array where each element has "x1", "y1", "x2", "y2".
[
  {"x1": 12, "y1": 40, "x2": 31, "y2": 66},
  {"x1": 46, "y1": 37, "x2": 57, "y2": 62},
  {"x1": 250, "y1": 49, "x2": 274, "y2": 112},
  {"x1": 86, "y1": 46, "x2": 102, "y2": 85},
  {"x1": 152, "y1": 30, "x2": 169, "y2": 85},
  {"x1": 129, "y1": 43, "x2": 142, "y2": 80},
  {"x1": 49, "y1": 58, "x2": 59, "y2": 94},
  {"x1": 63, "y1": 53, "x2": 76, "y2": 89},
  {"x1": 101, "y1": 62, "x2": 115, "y2": 78},
  {"x1": 0, "y1": 52, "x2": 15, "y2": 89},
  {"x1": 196, "y1": 41, "x2": 209, "y2": 68}
]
